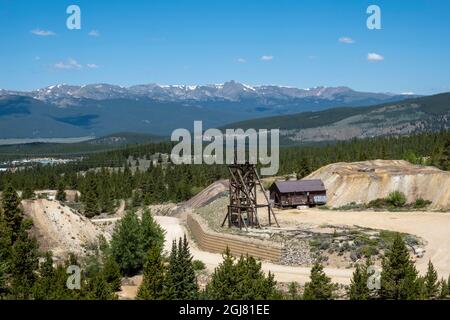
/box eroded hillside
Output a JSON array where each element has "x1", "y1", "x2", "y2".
[{"x1": 307, "y1": 160, "x2": 450, "y2": 209}]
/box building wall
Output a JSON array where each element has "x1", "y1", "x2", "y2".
[{"x1": 272, "y1": 190, "x2": 327, "y2": 207}]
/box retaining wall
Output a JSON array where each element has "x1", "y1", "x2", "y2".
[{"x1": 187, "y1": 213, "x2": 282, "y2": 262}]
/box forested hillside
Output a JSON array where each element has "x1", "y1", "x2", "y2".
[
  {"x1": 224, "y1": 93, "x2": 450, "y2": 144},
  {"x1": 0, "y1": 131, "x2": 448, "y2": 218}
]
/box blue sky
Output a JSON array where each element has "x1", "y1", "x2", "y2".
[{"x1": 1, "y1": 0, "x2": 450, "y2": 94}]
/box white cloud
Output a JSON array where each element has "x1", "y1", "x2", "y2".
[
  {"x1": 34, "y1": 56, "x2": 41, "y2": 61},
  {"x1": 339, "y1": 37, "x2": 355, "y2": 44},
  {"x1": 401, "y1": 92, "x2": 415, "y2": 95},
  {"x1": 54, "y1": 58, "x2": 83, "y2": 70},
  {"x1": 31, "y1": 29, "x2": 56, "y2": 36},
  {"x1": 237, "y1": 58, "x2": 246, "y2": 63},
  {"x1": 367, "y1": 53, "x2": 384, "y2": 62},
  {"x1": 261, "y1": 55, "x2": 273, "y2": 61},
  {"x1": 87, "y1": 63, "x2": 99, "y2": 69},
  {"x1": 88, "y1": 30, "x2": 100, "y2": 37}
]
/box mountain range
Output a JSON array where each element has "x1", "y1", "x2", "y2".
[
  {"x1": 0, "y1": 81, "x2": 418, "y2": 139},
  {"x1": 0, "y1": 81, "x2": 413, "y2": 106}
]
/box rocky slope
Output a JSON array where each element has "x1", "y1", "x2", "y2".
[
  {"x1": 22, "y1": 199, "x2": 109, "y2": 258},
  {"x1": 307, "y1": 160, "x2": 450, "y2": 209}
]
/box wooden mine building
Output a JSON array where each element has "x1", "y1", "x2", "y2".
[{"x1": 269, "y1": 179, "x2": 327, "y2": 208}]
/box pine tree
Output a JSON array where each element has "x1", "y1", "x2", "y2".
[
  {"x1": 110, "y1": 211, "x2": 143, "y2": 275},
  {"x1": 303, "y1": 261, "x2": 336, "y2": 300},
  {"x1": 348, "y1": 262, "x2": 370, "y2": 300},
  {"x1": 84, "y1": 274, "x2": 118, "y2": 300},
  {"x1": 235, "y1": 254, "x2": 278, "y2": 299},
  {"x1": 179, "y1": 235, "x2": 198, "y2": 299},
  {"x1": 32, "y1": 252, "x2": 56, "y2": 299},
  {"x1": 205, "y1": 247, "x2": 237, "y2": 299},
  {"x1": 380, "y1": 233, "x2": 420, "y2": 300},
  {"x1": 162, "y1": 240, "x2": 178, "y2": 300},
  {"x1": 287, "y1": 282, "x2": 301, "y2": 300},
  {"x1": 101, "y1": 254, "x2": 122, "y2": 292},
  {"x1": 0, "y1": 259, "x2": 7, "y2": 297},
  {"x1": 21, "y1": 184, "x2": 35, "y2": 200},
  {"x1": 0, "y1": 217, "x2": 12, "y2": 264},
  {"x1": 83, "y1": 177, "x2": 99, "y2": 218},
  {"x1": 438, "y1": 279, "x2": 448, "y2": 299},
  {"x1": 296, "y1": 157, "x2": 311, "y2": 179},
  {"x1": 99, "y1": 185, "x2": 114, "y2": 214},
  {"x1": 56, "y1": 181, "x2": 66, "y2": 202},
  {"x1": 10, "y1": 228, "x2": 39, "y2": 299},
  {"x1": 137, "y1": 246, "x2": 166, "y2": 300},
  {"x1": 448, "y1": 274, "x2": 450, "y2": 296},
  {"x1": 140, "y1": 210, "x2": 165, "y2": 253},
  {"x1": 1, "y1": 184, "x2": 23, "y2": 241},
  {"x1": 438, "y1": 135, "x2": 450, "y2": 170},
  {"x1": 163, "y1": 237, "x2": 198, "y2": 300},
  {"x1": 423, "y1": 260, "x2": 439, "y2": 299},
  {"x1": 205, "y1": 248, "x2": 279, "y2": 300}
]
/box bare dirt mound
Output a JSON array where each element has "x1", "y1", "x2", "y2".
[
  {"x1": 174, "y1": 180, "x2": 228, "y2": 216},
  {"x1": 307, "y1": 160, "x2": 450, "y2": 209},
  {"x1": 22, "y1": 199, "x2": 109, "y2": 258}
]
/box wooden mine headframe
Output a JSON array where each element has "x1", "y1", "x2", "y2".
[{"x1": 222, "y1": 161, "x2": 279, "y2": 230}]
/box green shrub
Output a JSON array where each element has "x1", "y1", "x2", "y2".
[
  {"x1": 192, "y1": 259, "x2": 206, "y2": 271},
  {"x1": 367, "y1": 198, "x2": 390, "y2": 208},
  {"x1": 413, "y1": 198, "x2": 432, "y2": 209},
  {"x1": 387, "y1": 191, "x2": 407, "y2": 208},
  {"x1": 336, "y1": 202, "x2": 364, "y2": 211}
]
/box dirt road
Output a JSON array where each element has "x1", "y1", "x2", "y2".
[
  {"x1": 277, "y1": 208, "x2": 450, "y2": 277},
  {"x1": 154, "y1": 216, "x2": 353, "y2": 285}
]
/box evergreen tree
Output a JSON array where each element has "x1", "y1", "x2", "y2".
[
  {"x1": 178, "y1": 235, "x2": 198, "y2": 299},
  {"x1": 32, "y1": 252, "x2": 56, "y2": 300},
  {"x1": 438, "y1": 279, "x2": 448, "y2": 299},
  {"x1": 296, "y1": 157, "x2": 311, "y2": 179},
  {"x1": 84, "y1": 274, "x2": 118, "y2": 300},
  {"x1": 0, "y1": 217, "x2": 12, "y2": 266},
  {"x1": 56, "y1": 181, "x2": 67, "y2": 202},
  {"x1": 287, "y1": 282, "x2": 301, "y2": 300},
  {"x1": 348, "y1": 262, "x2": 370, "y2": 300},
  {"x1": 205, "y1": 248, "x2": 237, "y2": 299},
  {"x1": 235, "y1": 254, "x2": 278, "y2": 299},
  {"x1": 163, "y1": 237, "x2": 198, "y2": 300},
  {"x1": 205, "y1": 247, "x2": 279, "y2": 300},
  {"x1": 22, "y1": 184, "x2": 35, "y2": 200},
  {"x1": 348, "y1": 258, "x2": 372, "y2": 300},
  {"x1": 110, "y1": 211, "x2": 143, "y2": 275},
  {"x1": 10, "y1": 227, "x2": 39, "y2": 299},
  {"x1": 1, "y1": 184, "x2": 23, "y2": 241},
  {"x1": 140, "y1": 210, "x2": 165, "y2": 253},
  {"x1": 102, "y1": 254, "x2": 122, "y2": 292},
  {"x1": 380, "y1": 233, "x2": 420, "y2": 300},
  {"x1": 83, "y1": 177, "x2": 99, "y2": 218},
  {"x1": 438, "y1": 135, "x2": 450, "y2": 170},
  {"x1": 137, "y1": 246, "x2": 166, "y2": 300},
  {"x1": 303, "y1": 261, "x2": 336, "y2": 300},
  {"x1": 423, "y1": 260, "x2": 439, "y2": 299},
  {"x1": 162, "y1": 240, "x2": 178, "y2": 300}
]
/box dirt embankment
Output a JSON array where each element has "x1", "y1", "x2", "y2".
[
  {"x1": 307, "y1": 160, "x2": 450, "y2": 210},
  {"x1": 22, "y1": 199, "x2": 109, "y2": 258},
  {"x1": 173, "y1": 180, "x2": 228, "y2": 218}
]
